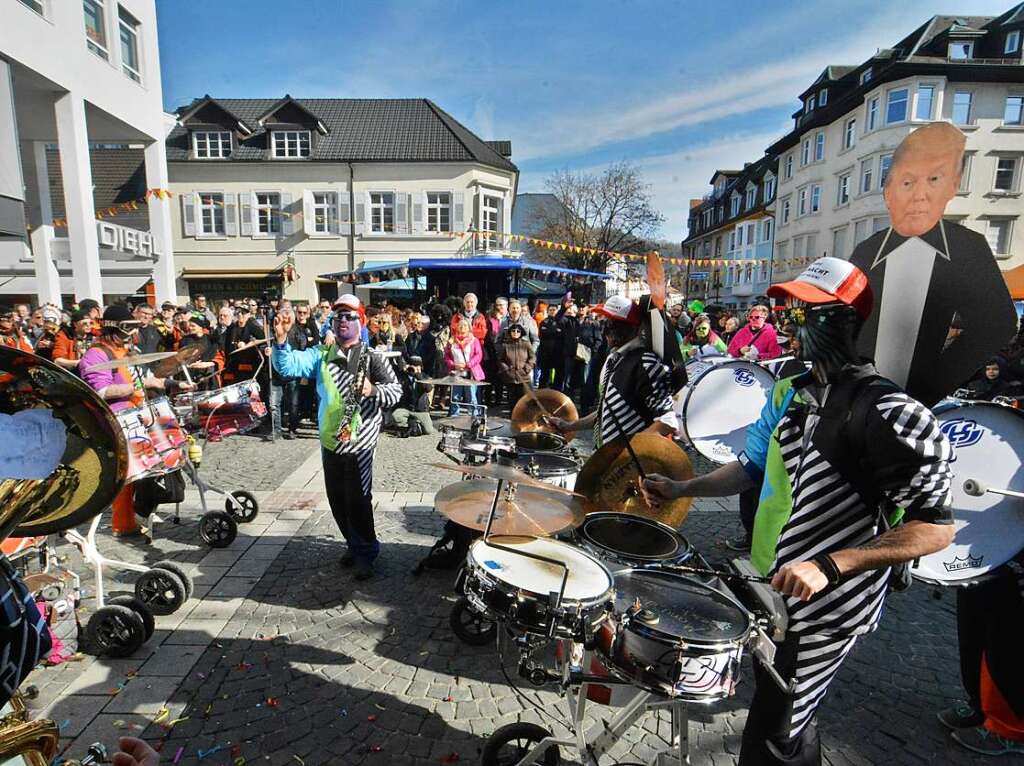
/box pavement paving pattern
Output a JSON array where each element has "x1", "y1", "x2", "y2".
[{"x1": 26, "y1": 418, "x2": 1023, "y2": 765}]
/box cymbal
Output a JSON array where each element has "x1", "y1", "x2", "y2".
[
  {"x1": 434, "y1": 478, "x2": 585, "y2": 536},
  {"x1": 230, "y1": 337, "x2": 271, "y2": 355},
  {"x1": 437, "y1": 415, "x2": 512, "y2": 432},
  {"x1": 576, "y1": 433, "x2": 694, "y2": 528},
  {"x1": 85, "y1": 351, "x2": 176, "y2": 371},
  {"x1": 511, "y1": 388, "x2": 578, "y2": 438},
  {"x1": 151, "y1": 345, "x2": 202, "y2": 377},
  {"x1": 422, "y1": 375, "x2": 490, "y2": 387},
  {"x1": 429, "y1": 462, "x2": 577, "y2": 497}
]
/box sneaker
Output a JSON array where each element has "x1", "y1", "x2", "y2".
[
  {"x1": 339, "y1": 551, "x2": 355, "y2": 568},
  {"x1": 938, "y1": 702, "x2": 985, "y2": 731},
  {"x1": 283, "y1": 431, "x2": 295, "y2": 440},
  {"x1": 724, "y1": 535, "x2": 752, "y2": 553},
  {"x1": 354, "y1": 562, "x2": 374, "y2": 581},
  {"x1": 952, "y1": 726, "x2": 1024, "y2": 756}
]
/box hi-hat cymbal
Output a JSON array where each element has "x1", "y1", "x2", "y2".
[
  {"x1": 230, "y1": 337, "x2": 271, "y2": 354},
  {"x1": 434, "y1": 478, "x2": 585, "y2": 536},
  {"x1": 85, "y1": 351, "x2": 177, "y2": 371},
  {"x1": 152, "y1": 345, "x2": 203, "y2": 377},
  {"x1": 437, "y1": 415, "x2": 512, "y2": 432},
  {"x1": 429, "y1": 461, "x2": 578, "y2": 496},
  {"x1": 422, "y1": 375, "x2": 490, "y2": 387},
  {"x1": 511, "y1": 388, "x2": 578, "y2": 438},
  {"x1": 576, "y1": 433, "x2": 694, "y2": 528}
]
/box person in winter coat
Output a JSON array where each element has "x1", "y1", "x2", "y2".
[
  {"x1": 537, "y1": 304, "x2": 564, "y2": 388},
  {"x1": 496, "y1": 324, "x2": 536, "y2": 406},
  {"x1": 558, "y1": 300, "x2": 583, "y2": 394},
  {"x1": 444, "y1": 316, "x2": 484, "y2": 415},
  {"x1": 681, "y1": 314, "x2": 728, "y2": 361},
  {"x1": 727, "y1": 304, "x2": 782, "y2": 361},
  {"x1": 967, "y1": 358, "x2": 1022, "y2": 402}
]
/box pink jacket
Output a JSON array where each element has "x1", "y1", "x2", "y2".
[
  {"x1": 727, "y1": 324, "x2": 782, "y2": 360},
  {"x1": 445, "y1": 336, "x2": 485, "y2": 381}
]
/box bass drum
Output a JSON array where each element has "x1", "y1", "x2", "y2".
[
  {"x1": 680, "y1": 360, "x2": 775, "y2": 464},
  {"x1": 912, "y1": 400, "x2": 1024, "y2": 586}
]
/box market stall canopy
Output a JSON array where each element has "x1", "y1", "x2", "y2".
[{"x1": 320, "y1": 257, "x2": 611, "y2": 283}]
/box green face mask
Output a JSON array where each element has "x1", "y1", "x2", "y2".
[{"x1": 695, "y1": 324, "x2": 709, "y2": 338}]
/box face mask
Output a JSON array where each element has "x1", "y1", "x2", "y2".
[
  {"x1": 695, "y1": 325, "x2": 709, "y2": 339},
  {"x1": 791, "y1": 304, "x2": 860, "y2": 377}
]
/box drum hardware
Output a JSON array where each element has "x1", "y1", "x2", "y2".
[
  {"x1": 83, "y1": 350, "x2": 177, "y2": 372},
  {"x1": 963, "y1": 478, "x2": 1024, "y2": 500},
  {"x1": 437, "y1": 414, "x2": 512, "y2": 433},
  {"x1": 661, "y1": 562, "x2": 772, "y2": 585},
  {"x1": 431, "y1": 461, "x2": 580, "y2": 498},
  {"x1": 422, "y1": 374, "x2": 491, "y2": 387}
]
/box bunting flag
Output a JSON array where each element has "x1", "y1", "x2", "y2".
[{"x1": 48, "y1": 188, "x2": 174, "y2": 229}]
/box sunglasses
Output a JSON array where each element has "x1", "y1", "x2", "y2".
[{"x1": 335, "y1": 312, "x2": 360, "y2": 322}]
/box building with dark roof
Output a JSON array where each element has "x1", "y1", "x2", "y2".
[{"x1": 167, "y1": 95, "x2": 518, "y2": 302}]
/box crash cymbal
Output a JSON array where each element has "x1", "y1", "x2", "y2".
[
  {"x1": 436, "y1": 415, "x2": 512, "y2": 432},
  {"x1": 429, "y1": 461, "x2": 577, "y2": 496},
  {"x1": 434, "y1": 478, "x2": 585, "y2": 536},
  {"x1": 85, "y1": 351, "x2": 176, "y2": 371},
  {"x1": 230, "y1": 337, "x2": 272, "y2": 354},
  {"x1": 576, "y1": 433, "x2": 694, "y2": 528},
  {"x1": 511, "y1": 388, "x2": 578, "y2": 438},
  {"x1": 421, "y1": 375, "x2": 490, "y2": 387},
  {"x1": 151, "y1": 345, "x2": 203, "y2": 377}
]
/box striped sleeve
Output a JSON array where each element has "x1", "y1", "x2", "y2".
[
  {"x1": 868, "y1": 392, "x2": 953, "y2": 522},
  {"x1": 641, "y1": 353, "x2": 679, "y2": 433},
  {"x1": 370, "y1": 353, "x2": 402, "y2": 409}
]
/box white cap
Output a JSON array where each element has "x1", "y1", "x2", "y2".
[
  {"x1": 333, "y1": 294, "x2": 361, "y2": 311},
  {"x1": 593, "y1": 295, "x2": 640, "y2": 325}
]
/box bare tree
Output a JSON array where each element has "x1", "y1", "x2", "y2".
[{"x1": 531, "y1": 162, "x2": 665, "y2": 274}]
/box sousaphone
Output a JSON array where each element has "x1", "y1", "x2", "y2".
[{"x1": 0, "y1": 347, "x2": 126, "y2": 538}]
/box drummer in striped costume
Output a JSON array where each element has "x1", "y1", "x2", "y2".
[
  {"x1": 272, "y1": 294, "x2": 401, "y2": 580},
  {"x1": 549, "y1": 294, "x2": 677, "y2": 443},
  {"x1": 642, "y1": 258, "x2": 955, "y2": 766}
]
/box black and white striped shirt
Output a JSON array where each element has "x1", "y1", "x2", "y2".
[
  {"x1": 325, "y1": 345, "x2": 402, "y2": 456},
  {"x1": 596, "y1": 340, "x2": 678, "y2": 447}
]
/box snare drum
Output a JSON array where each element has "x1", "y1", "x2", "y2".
[
  {"x1": 464, "y1": 536, "x2": 613, "y2": 640},
  {"x1": 679, "y1": 359, "x2": 775, "y2": 464},
  {"x1": 115, "y1": 397, "x2": 188, "y2": 482},
  {"x1": 573, "y1": 512, "x2": 692, "y2": 570},
  {"x1": 597, "y1": 569, "x2": 751, "y2": 701},
  {"x1": 459, "y1": 433, "x2": 516, "y2": 462},
  {"x1": 911, "y1": 400, "x2": 1024, "y2": 586},
  {"x1": 514, "y1": 452, "x2": 580, "y2": 490},
  {"x1": 513, "y1": 431, "x2": 566, "y2": 453},
  {"x1": 191, "y1": 380, "x2": 267, "y2": 439}
]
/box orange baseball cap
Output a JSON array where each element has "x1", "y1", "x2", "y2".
[{"x1": 767, "y1": 257, "x2": 873, "y2": 320}]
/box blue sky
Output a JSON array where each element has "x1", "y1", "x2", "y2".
[{"x1": 156, "y1": 0, "x2": 1014, "y2": 238}]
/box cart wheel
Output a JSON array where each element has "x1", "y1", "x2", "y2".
[
  {"x1": 199, "y1": 511, "x2": 238, "y2": 548},
  {"x1": 225, "y1": 490, "x2": 259, "y2": 523},
  {"x1": 449, "y1": 597, "x2": 497, "y2": 646},
  {"x1": 86, "y1": 605, "x2": 147, "y2": 658},
  {"x1": 152, "y1": 560, "x2": 194, "y2": 600},
  {"x1": 108, "y1": 595, "x2": 155, "y2": 641},
  {"x1": 481, "y1": 722, "x2": 561, "y2": 766},
  {"x1": 134, "y1": 568, "x2": 188, "y2": 616}
]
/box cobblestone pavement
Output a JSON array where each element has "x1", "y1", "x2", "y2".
[{"x1": 27, "y1": 417, "x2": 1023, "y2": 765}]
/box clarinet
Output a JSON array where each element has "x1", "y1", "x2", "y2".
[{"x1": 337, "y1": 345, "x2": 371, "y2": 443}]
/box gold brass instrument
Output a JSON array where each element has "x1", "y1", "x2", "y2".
[{"x1": 0, "y1": 693, "x2": 58, "y2": 765}]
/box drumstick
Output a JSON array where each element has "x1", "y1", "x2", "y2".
[
  {"x1": 524, "y1": 385, "x2": 551, "y2": 417},
  {"x1": 604, "y1": 405, "x2": 647, "y2": 481},
  {"x1": 665, "y1": 563, "x2": 772, "y2": 585}
]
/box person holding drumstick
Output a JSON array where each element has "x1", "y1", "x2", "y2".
[{"x1": 641, "y1": 259, "x2": 955, "y2": 766}]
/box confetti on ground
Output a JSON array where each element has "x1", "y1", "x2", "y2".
[
  {"x1": 367, "y1": 714, "x2": 377, "y2": 722},
  {"x1": 198, "y1": 743, "x2": 227, "y2": 759},
  {"x1": 173, "y1": 746, "x2": 184, "y2": 764},
  {"x1": 440, "y1": 754, "x2": 460, "y2": 764},
  {"x1": 266, "y1": 697, "x2": 279, "y2": 707},
  {"x1": 442, "y1": 696, "x2": 453, "y2": 702},
  {"x1": 368, "y1": 745, "x2": 383, "y2": 753},
  {"x1": 292, "y1": 756, "x2": 305, "y2": 766},
  {"x1": 373, "y1": 703, "x2": 386, "y2": 710},
  {"x1": 340, "y1": 709, "x2": 348, "y2": 717}
]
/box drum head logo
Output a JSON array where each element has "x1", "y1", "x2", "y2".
[
  {"x1": 940, "y1": 417, "x2": 983, "y2": 449},
  {"x1": 733, "y1": 369, "x2": 756, "y2": 388},
  {"x1": 943, "y1": 554, "x2": 983, "y2": 572}
]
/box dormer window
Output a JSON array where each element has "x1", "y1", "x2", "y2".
[
  {"x1": 860, "y1": 68, "x2": 872, "y2": 86},
  {"x1": 1007, "y1": 30, "x2": 1021, "y2": 54},
  {"x1": 745, "y1": 185, "x2": 756, "y2": 210},
  {"x1": 805, "y1": 95, "x2": 816, "y2": 114},
  {"x1": 949, "y1": 41, "x2": 973, "y2": 60},
  {"x1": 193, "y1": 131, "x2": 232, "y2": 159},
  {"x1": 764, "y1": 174, "x2": 776, "y2": 201},
  {"x1": 272, "y1": 130, "x2": 311, "y2": 159},
  {"x1": 819, "y1": 89, "x2": 828, "y2": 106},
  {"x1": 730, "y1": 194, "x2": 740, "y2": 217}
]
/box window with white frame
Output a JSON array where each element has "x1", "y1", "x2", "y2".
[
  {"x1": 792, "y1": 235, "x2": 805, "y2": 265},
  {"x1": 844, "y1": 118, "x2": 856, "y2": 150},
  {"x1": 860, "y1": 68, "x2": 872, "y2": 85},
  {"x1": 1005, "y1": 96, "x2": 1024, "y2": 126},
  {"x1": 781, "y1": 197, "x2": 791, "y2": 225},
  {"x1": 744, "y1": 263, "x2": 753, "y2": 283},
  {"x1": 83, "y1": 0, "x2": 107, "y2": 59},
  {"x1": 784, "y1": 154, "x2": 793, "y2": 180},
  {"x1": 312, "y1": 192, "x2": 337, "y2": 234},
  {"x1": 860, "y1": 159, "x2": 874, "y2": 194},
  {"x1": 806, "y1": 232, "x2": 818, "y2": 260},
  {"x1": 949, "y1": 41, "x2": 974, "y2": 60},
  {"x1": 730, "y1": 195, "x2": 740, "y2": 217},
  {"x1": 426, "y1": 192, "x2": 451, "y2": 232},
  {"x1": 805, "y1": 95, "x2": 815, "y2": 114},
  {"x1": 715, "y1": 237, "x2": 723, "y2": 256},
  {"x1": 198, "y1": 193, "x2": 225, "y2": 236},
  {"x1": 886, "y1": 88, "x2": 909, "y2": 124},
  {"x1": 118, "y1": 6, "x2": 141, "y2": 82},
  {"x1": 854, "y1": 219, "x2": 869, "y2": 246},
  {"x1": 255, "y1": 193, "x2": 281, "y2": 235},
  {"x1": 832, "y1": 226, "x2": 847, "y2": 259},
  {"x1": 916, "y1": 84, "x2": 935, "y2": 120},
  {"x1": 814, "y1": 132, "x2": 825, "y2": 162},
  {"x1": 727, "y1": 266, "x2": 734, "y2": 286},
  {"x1": 879, "y1": 154, "x2": 893, "y2": 188},
  {"x1": 987, "y1": 219, "x2": 1013, "y2": 256},
  {"x1": 481, "y1": 194, "x2": 501, "y2": 248},
  {"x1": 745, "y1": 186, "x2": 756, "y2": 210},
  {"x1": 995, "y1": 157, "x2": 1020, "y2": 193},
  {"x1": 837, "y1": 173, "x2": 851, "y2": 206},
  {"x1": 271, "y1": 130, "x2": 311, "y2": 159},
  {"x1": 369, "y1": 192, "x2": 395, "y2": 233},
  {"x1": 819, "y1": 89, "x2": 828, "y2": 106},
  {"x1": 867, "y1": 97, "x2": 880, "y2": 131},
  {"x1": 192, "y1": 131, "x2": 232, "y2": 159},
  {"x1": 953, "y1": 91, "x2": 973, "y2": 125},
  {"x1": 728, "y1": 230, "x2": 736, "y2": 251},
  {"x1": 760, "y1": 218, "x2": 773, "y2": 243},
  {"x1": 959, "y1": 153, "x2": 973, "y2": 193},
  {"x1": 801, "y1": 139, "x2": 811, "y2": 166},
  {"x1": 1007, "y1": 30, "x2": 1021, "y2": 54},
  {"x1": 798, "y1": 188, "x2": 808, "y2": 216},
  {"x1": 19, "y1": 0, "x2": 44, "y2": 16},
  {"x1": 810, "y1": 184, "x2": 821, "y2": 213},
  {"x1": 777, "y1": 241, "x2": 789, "y2": 271},
  {"x1": 764, "y1": 175, "x2": 776, "y2": 201}
]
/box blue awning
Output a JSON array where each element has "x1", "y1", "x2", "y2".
[
  {"x1": 319, "y1": 261, "x2": 406, "y2": 280},
  {"x1": 408, "y1": 257, "x2": 521, "y2": 271},
  {"x1": 520, "y1": 261, "x2": 609, "y2": 279},
  {"x1": 364, "y1": 276, "x2": 426, "y2": 290}
]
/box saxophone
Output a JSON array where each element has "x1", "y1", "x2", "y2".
[{"x1": 336, "y1": 345, "x2": 370, "y2": 443}]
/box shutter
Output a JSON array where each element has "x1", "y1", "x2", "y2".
[
  {"x1": 224, "y1": 193, "x2": 238, "y2": 236},
  {"x1": 502, "y1": 192, "x2": 511, "y2": 240},
  {"x1": 475, "y1": 190, "x2": 484, "y2": 233},
  {"x1": 452, "y1": 191, "x2": 465, "y2": 233},
  {"x1": 182, "y1": 193, "x2": 196, "y2": 237},
  {"x1": 302, "y1": 190, "x2": 314, "y2": 236},
  {"x1": 356, "y1": 191, "x2": 371, "y2": 235},
  {"x1": 412, "y1": 192, "x2": 425, "y2": 234},
  {"x1": 395, "y1": 192, "x2": 409, "y2": 235},
  {"x1": 240, "y1": 192, "x2": 253, "y2": 236},
  {"x1": 280, "y1": 192, "x2": 294, "y2": 236},
  {"x1": 338, "y1": 185, "x2": 351, "y2": 237},
  {"x1": 329, "y1": 190, "x2": 341, "y2": 236}
]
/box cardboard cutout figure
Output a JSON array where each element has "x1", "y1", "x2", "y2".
[
  {"x1": 850, "y1": 122, "x2": 1016, "y2": 407},
  {"x1": 640, "y1": 253, "x2": 687, "y2": 392}
]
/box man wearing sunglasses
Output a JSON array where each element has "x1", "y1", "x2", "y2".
[
  {"x1": 271, "y1": 294, "x2": 401, "y2": 580},
  {"x1": 641, "y1": 258, "x2": 954, "y2": 766}
]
